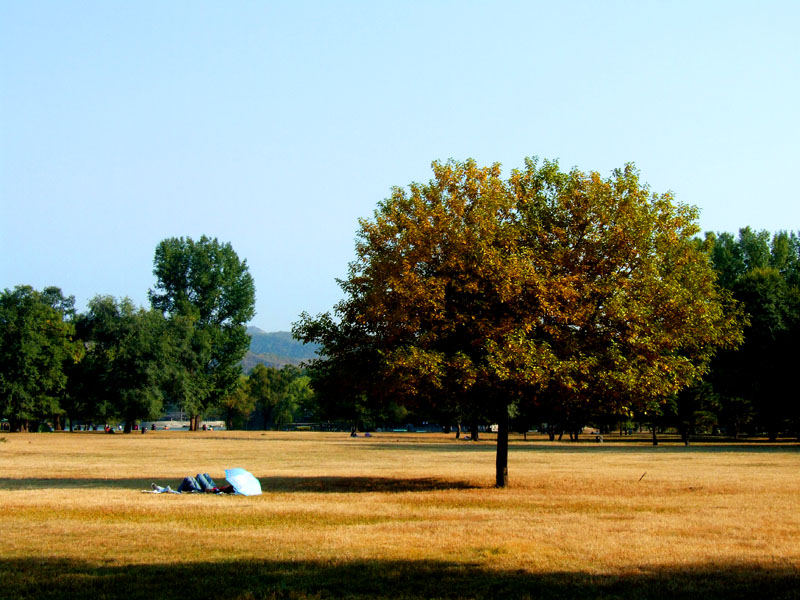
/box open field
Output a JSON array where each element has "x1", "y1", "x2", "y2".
[{"x1": 0, "y1": 431, "x2": 798, "y2": 599}]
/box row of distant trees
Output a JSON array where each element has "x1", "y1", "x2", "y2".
[
  {"x1": 295, "y1": 158, "x2": 800, "y2": 486},
  {"x1": 222, "y1": 363, "x2": 316, "y2": 431},
  {"x1": 0, "y1": 236, "x2": 256, "y2": 432}
]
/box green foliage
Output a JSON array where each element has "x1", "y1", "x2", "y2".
[
  {"x1": 73, "y1": 296, "x2": 170, "y2": 431},
  {"x1": 149, "y1": 236, "x2": 256, "y2": 429},
  {"x1": 219, "y1": 376, "x2": 255, "y2": 430},
  {"x1": 705, "y1": 229, "x2": 800, "y2": 439},
  {"x1": 0, "y1": 286, "x2": 82, "y2": 432},
  {"x1": 245, "y1": 364, "x2": 313, "y2": 429}
]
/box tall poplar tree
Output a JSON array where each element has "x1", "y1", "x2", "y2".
[{"x1": 149, "y1": 236, "x2": 255, "y2": 430}]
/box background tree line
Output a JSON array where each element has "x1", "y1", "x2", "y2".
[{"x1": 0, "y1": 236, "x2": 260, "y2": 432}]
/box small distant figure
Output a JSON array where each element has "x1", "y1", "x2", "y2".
[
  {"x1": 364, "y1": 432, "x2": 371, "y2": 438},
  {"x1": 595, "y1": 434, "x2": 603, "y2": 443},
  {"x1": 202, "y1": 424, "x2": 207, "y2": 431},
  {"x1": 151, "y1": 423, "x2": 156, "y2": 431}
]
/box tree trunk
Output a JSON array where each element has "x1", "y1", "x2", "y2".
[
  {"x1": 767, "y1": 419, "x2": 778, "y2": 442},
  {"x1": 470, "y1": 421, "x2": 479, "y2": 441},
  {"x1": 652, "y1": 427, "x2": 658, "y2": 446},
  {"x1": 455, "y1": 422, "x2": 461, "y2": 439},
  {"x1": 124, "y1": 421, "x2": 132, "y2": 434},
  {"x1": 680, "y1": 427, "x2": 690, "y2": 446},
  {"x1": 495, "y1": 409, "x2": 509, "y2": 488}
]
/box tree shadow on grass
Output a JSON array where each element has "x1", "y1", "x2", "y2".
[
  {"x1": 257, "y1": 476, "x2": 480, "y2": 493},
  {"x1": 361, "y1": 441, "x2": 800, "y2": 455},
  {"x1": 1, "y1": 557, "x2": 797, "y2": 600},
  {"x1": 0, "y1": 476, "x2": 479, "y2": 493}
]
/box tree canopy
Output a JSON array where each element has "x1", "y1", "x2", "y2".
[{"x1": 295, "y1": 158, "x2": 744, "y2": 486}]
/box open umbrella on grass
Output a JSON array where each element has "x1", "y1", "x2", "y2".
[{"x1": 224, "y1": 468, "x2": 262, "y2": 496}]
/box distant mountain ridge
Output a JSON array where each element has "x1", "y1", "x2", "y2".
[{"x1": 243, "y1": 327, "x2": 320, "y2": 372}]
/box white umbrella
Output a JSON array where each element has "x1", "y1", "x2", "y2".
[{"x1": 224, "y1": 467, "x2": 262, "y2": 496}]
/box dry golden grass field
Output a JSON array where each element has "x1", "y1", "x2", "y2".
[{"x1": 0, "y1": 430, "x2": 798, "y2": 599}]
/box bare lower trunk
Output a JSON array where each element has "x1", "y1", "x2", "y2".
[
  {"x1": 495, "y1": 409, "x2": 509, "y2": 488},
  {"x1": 470, "y1": 422, "x2": 479, "y2": 441},
  {"x1": 455, "y1": 422, "x2": 461, "y2": 439},
  {"x1": 652, "y1": 427, "x2": 658, "y2": 446}
]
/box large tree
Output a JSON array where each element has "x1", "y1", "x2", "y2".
[
  {"x1": 0, "y1": 286, "x2": 83, "y2": 432},
  {"x1": 296, "y1": 158, "x2": 742, "y2": 487},
  {"x1": 149, "y1": 236, "x2": 256, "y2": 430}
]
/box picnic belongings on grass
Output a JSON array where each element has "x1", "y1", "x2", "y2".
[{"x1": 145, "y1": 469, "x2": 262, "y2": 495}]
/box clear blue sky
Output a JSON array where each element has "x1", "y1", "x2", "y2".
[{"x1": 2, "y1": 1, "x2": 798, "y2": 331}]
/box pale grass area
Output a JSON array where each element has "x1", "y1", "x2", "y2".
[{"x1": 1, "y1": 431, "x2": 798, "y2": 577}]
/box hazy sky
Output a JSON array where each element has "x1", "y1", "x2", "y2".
[{"x1": 2, "y1": 1, "x2": 798, "y2": 331}]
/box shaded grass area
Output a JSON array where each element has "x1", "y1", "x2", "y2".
[
  {"x1": 0, "y1": 476, "x2": 478, "y2": 493},
  {"x1": 1, "y1": 558, "x2": 797, "y2": 600}
]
